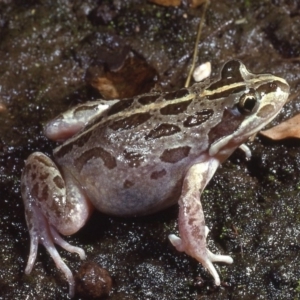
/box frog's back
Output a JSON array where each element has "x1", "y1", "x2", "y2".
[
  {"x1": 52, "y1": 58, "x2": 289, "y2": 216},
  {"x1": 53, "y1": 86, "x2": 225, "y2": 216}
]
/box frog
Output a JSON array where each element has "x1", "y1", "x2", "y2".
[{"x1": 21, "y1": 60, "x2": 290, "y2": 297}]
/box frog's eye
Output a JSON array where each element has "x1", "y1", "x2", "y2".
[{"x1": 237, "y1": 92, "x2": 258, "y2": 115}]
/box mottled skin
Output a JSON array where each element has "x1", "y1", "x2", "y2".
[{"x1": 21, "y1": 60, "x2": 290, "y2": 297}]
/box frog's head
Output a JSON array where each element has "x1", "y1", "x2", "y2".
[{"x1": 206, "y1": 60, "x2": 290, "y2": 159}]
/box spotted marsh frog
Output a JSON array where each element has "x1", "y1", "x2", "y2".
[{"x1": 21, "y1": 60, "x2": 289, "y2": 296}]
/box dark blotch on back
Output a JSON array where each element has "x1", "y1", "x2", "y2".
[
  {"x1": 160, "y1": 146, "x2": 191, "y2": 163},
  {"x1": 150, "y1": 169, "x2": 167, "y2": 180},
  {"x1": 76, "y1": 130, "x2": 93, "y2": 148},
  {"x1": 160, "y1": 100, "x2": 192, "y2": 115},
  {"x1": 164, "y1": 88, "x2": 189, "y2": 101},
  {"x1": 107, "y1": 98, "x2": 134, "y2": 116},
  {"x1": 123, "y1": 180, "x2": 134, "y2": 188},
  {"x1": 145, "y1": 123, "x2": 181, "y2": 140},
  {"x1": 183, "y1": 109, "x2": 214, "y2": 127},
  {"x1": 123, "y1": 150, "x2": 144, "y2": 168},
  {"x1": 75, "y1": 147, "x2": 116, "y2": 171},
  {"x1": 109, "y1": 112, "x2": 151, "y2": 131},
  {"x1": 207, "y1": 60, "x2": 244, "y2": 92},
  {"x1": 138, "y1": 94, "x2": 160, "y2": 105}
]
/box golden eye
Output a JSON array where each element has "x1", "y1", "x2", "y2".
[{"x1": 237, "y1": 93, "x2": 257, "y2": 115}]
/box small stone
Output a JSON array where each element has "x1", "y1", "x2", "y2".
[{"x1": 75, "y1": 262, "x2": 112, "y2": 298}]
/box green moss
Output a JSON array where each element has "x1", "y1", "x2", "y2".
[{"x1": 295, "y1": 280, "x2": 300, "y2": 292}]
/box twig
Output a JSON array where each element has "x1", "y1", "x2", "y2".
[{"x1": 185, "y1": 0, "x2": 210, "y2": 87}]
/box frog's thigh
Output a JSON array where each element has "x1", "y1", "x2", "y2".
[
  {"x1": 22, "y1": 152, "x2": 92, "y2": 236},
  {"x1": 45, "y1": 99, "x2": 119, "y2": 141}
]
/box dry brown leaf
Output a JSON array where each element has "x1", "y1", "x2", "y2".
[
  {"x1": 260, "y1": 114, "x2": 300, "y2": 140},
  {"x1": 0, "y1": 103, "x2": 7, "y2": 112},
  {"x1": 85, "y1": 50, "x2": 157, "y2": 99},
  {"x1": 188, "y1": 0, "x2": 207, "y2": 8},
  {"x1": 148, "y1": 0, "x2": 181, "y2": 6}
]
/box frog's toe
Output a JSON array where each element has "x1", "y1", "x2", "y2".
[
  {"x1": 24, "y1": 230, "x2": 38, "y2": 274},
  {"x1": 43, "y1": 238, "x2": 76, "y2": 298},
  {"x1": 238, "y1": 143, "x2": 252, "y2": 158},
  {"x1": 168, "y1": 234, "x2": 185, "y2": 252},
  {"x1": 207, "y1": 248, "x2": 233, "y2": 264},
  {"x1": 50, "y1": 226, "x2": 86, "y2": 260},
  {"x1": 204, "y1": 226, "x2": 233, "y2": 264},
  {"x1": 201, "y1": 259, "x2": 221, "y2": 286},
  {"x1": 201, "y1": 250, "x2": 233, "y2": 286},
  {"x1": 205, "y1": 226, "x2": 209, "y2": 237}
]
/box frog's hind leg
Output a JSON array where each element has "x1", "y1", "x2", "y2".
[
  {"x1": 168, "y1": 160, "x2": 233, "y2": 286},
  {"x1": 21, "y1": 152, "x2": 93, "y2": 297}
]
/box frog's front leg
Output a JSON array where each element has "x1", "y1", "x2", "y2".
[
  {"x1": 169, "y1": 159, "x2": 233, "y2": 285},
  {"x1": 44, "y1": 99, "x2": 119, "y2": 141},
  {"x1": 21, "y1": 152, "x2": 93, "y2": 297}
]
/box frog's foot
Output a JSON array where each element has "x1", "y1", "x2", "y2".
[
  {"x1": 169, "y1": 231, "x2": 233, "y2": 286},
  {"x1": 169, "y1": 161, "x2": 233, "y2": 286},
  {"x1": 24, "y1": 200, "x2": 86, "y2": 298}
]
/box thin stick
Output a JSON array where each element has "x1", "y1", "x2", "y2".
[{"x1": 185, "y1": 0, "x2": 210, "y2": 88}]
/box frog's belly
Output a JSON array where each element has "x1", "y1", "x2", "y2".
[{"x1": 75, "y1": 163, "x2": 186, "y2": 217}]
